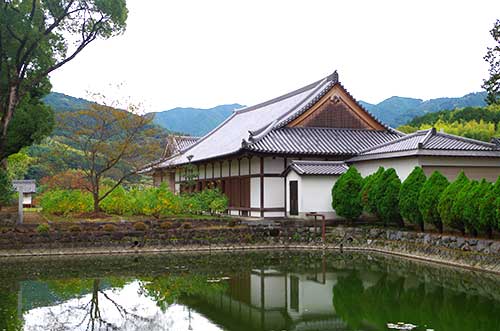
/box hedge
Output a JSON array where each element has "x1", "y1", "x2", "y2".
[
  {"x1": 418, "y1": 171, "x2": 449, "y2": 233},
  {"x1": 399, "y1": 167, "x2": 426, "y2": 231},
  {"x1": 331, "y1": 167, "x2": 363, "y2": 221},
  {"x1": 438, "y1": 171, "x2": 469, "y2": 234}
]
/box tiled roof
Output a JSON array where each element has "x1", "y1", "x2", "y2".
[
  {"x1": 349, "y1": 128, "x2": 500, "y2": 161},
  {"x1": 285, "y1": 160, "x2": 348, "y2": 176},
  {"x1": 246, "y1": 127, "x2": 400, "y2": 155},
  {"x1": 156, "y1": 71, "x2": 397, "y2": 168},
  {"x1": 163, "y1": 135, "x2": 199, "y2": 158}
]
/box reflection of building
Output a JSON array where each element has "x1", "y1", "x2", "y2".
[{"x1": 187, "y1": 267, "x2": 352, "y2": 331}]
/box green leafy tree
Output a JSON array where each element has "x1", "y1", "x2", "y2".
[
  {"x1": 0, "y1": 168, "x2": 13, "y2": 209},
  {"x1": 451, "y1": 180, "x2": 476, "y2": 234},
  {"x1": 418, "y1": 171, "x2": 449, "y2": 233},
  {"x1": 399, "y1": 167, "x2": 426, "y2": 231},
  {"x1": 438, "y1": 171, "x2": 469, "y2": 234},
  {"x1": 464, "y1": 180, "x2": 491, "y2": 236},
  {"x1": 6, "y1": 148, "x2": 35, "y2": 180},
  {"x1": 375, "y1": 169, "x2": 402, "y2": 227},
  {"x1": 0, "y1": 0, "x2": 128, "y2": 160},
  {"x1": 480, "y1": 176, "x2": 500, "y2": 235},
  {"x1": 331, "y1": 167, "x2": 363, "y2": 221},
  {"x1": 483, "y1": 19, "x2": 500, "y2": 105},
  {"x1": 360, "y1": 167, "x2": 385, "y2": 215}
]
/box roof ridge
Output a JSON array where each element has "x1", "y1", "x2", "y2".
[
  {"x1": 358, "y1": 130, "x2": 422, "y2": 154},
  {"x1": 418, "y1": 128, "x2": 435, "y2": 148},
  {"x1": 235, "y1": 76, "x2": 329, "y2": 114},
  {"x1": 436, "y1": 130, "x2": 497, "y2": 148},
  {"x1": 291, "y1": 160, "x2": 347, "y2": 164}
]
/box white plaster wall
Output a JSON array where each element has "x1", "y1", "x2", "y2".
[
  {"x1": 286, "y1": 171, "x2": 302, "y2": 215},
  {"x1": 213, "y1": 162, "x2": 221, "y2": 178},
  {"x1": 250, "y1": 178, "x2": 261, "y2": 208},
  {"x1": 206, "y1": 163, "x2": 213, "y2": 179},
  {"x1": 230, "y1": 159, "x2": 238, "y2": 176},
  {"x1": 250, "y1": 211, "x2": 261, "y2": 217},
  {"x1": 174, "y1": 183, "x2": 180, "y2": 193},
  {"x1": 301, "y1": 176, "x2": 338, "y2": 213},
  {"x1": 23, "y1": 194, "x2": 32, "y2": 205},
  {"x1": 175, "y1": 169, "x2": 180, "y2": 182},
  {"x1": 240, "y1": 157, "x2": 250, "y2": 175},
  {"x1": 221, "y1": 161, "x2": 229, "y2": 177},
  {"x1": 264, "y1": 276, "x2": 286, "y2": 309},
  {"x1": 264, "y1": 157, "x2": 285, "y2": 173},
  {"x1": 264, "y1": 177, "x2": 285, "y2": 208},
  {"x1": 250, "y1": 157, "x2": 260, "y2": 174},
  {"x1": 351, "y1": 157, "x2": 419, "y2": 181},
  {"x1": 264, "y1": 211, "x2": 285, "y2": 217}
]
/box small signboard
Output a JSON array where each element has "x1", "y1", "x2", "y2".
[{"x1": 12, "y1": 180, "x2": 37, "y2": 225}]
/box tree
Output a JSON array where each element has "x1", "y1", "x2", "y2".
[
  {"x1": 399, "y1": 167, "x2": 426, "y2": 231},
  {"x1": 0, "y1": 1, "x2": 128, "y2": 161},
  {"x1": 464, "y1": 180, "x2": 491, "y2": 236},
  {"x1": 58, "y1": 99, "x2": 163, "y2": 213},
  {"x1": 480, "y1": 177, "x2": 500, "y2": 238},
  {"x1": 6, "y1": 148, "x2": 35, "y2": 180},
  {"x1": 451, "y1": 180, "x2": 476, "y2": 234},
  {"x1": 378, "y1": 171, "x2": 402, "y2": 227},
  {"x1": 360, "y1": 167, "x2": 385, "y2": 216},
  {"x1": 418, "y1": 171, "x2": 449, "y2": 233},
  {"x1": 438, "y1": 171, "x2": 469, "y2": 234},
  {"x1": 483, "y1": 19, "x2": 500, "y2": 105},
  {"x1": 0, "y1": 168, "x2": 13, "y2": 209},
  {"x1": 331, "y1": 167, "x2": 363, "y2": 221}
]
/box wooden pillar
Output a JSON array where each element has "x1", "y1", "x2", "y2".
[
  {"x1": 228, "y1": 159, "x2": 232, "y2": 209},
  {"x1": 238, "y1": 158, "x2": 241, "y2": 216},
  {"x1": 260, "y1": 156, "x2": 264, "y2": 217},
  {"x1": 284, "y1": 157, "x2": 287, "y2": 218}
]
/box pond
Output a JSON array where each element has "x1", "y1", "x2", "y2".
[{"x1": 0, "y1": 251, "x2": 499, "y2": 331}]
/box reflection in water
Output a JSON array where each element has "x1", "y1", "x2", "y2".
[{"x1": 0, "y1": 251, "x2": 499, "y2": 331}]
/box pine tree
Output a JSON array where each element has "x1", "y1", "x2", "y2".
[
  {"x1": 399, "y1": 167, "x2": 426, "y2": 231},
  {"x1": 418, "y1": 171, "x2": 449, "y2": 233},
  {"x1": 480, "y1": 176, "x2": 500, "y2": 238},
  {"x1": 464, "y1": 180, "x2": 492, "y2": 236},
  {"x1": 360, "y1": 167, "x2": 384, "y2": 215},
  {"x1": 331, "y1": 167, "x2": 363, "y2": 221},
  {"x1": 438, "y1": 171, "x2": 469, "y2": 234},
  {"x1": 378, "y1": 172, "x2": 402, "y2": 227}
]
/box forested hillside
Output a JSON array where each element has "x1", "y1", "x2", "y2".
[{"x1": 398, "y1": 105, "x2": 500, "y2": 142}]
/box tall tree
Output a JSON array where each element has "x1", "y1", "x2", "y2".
[
  {"x1": 0, "y1": 0, "x2": 128, "y2": 161},
  {"x1": 58, "y1": 98, "x2": 163, "y2": 213},
  {"x1": 483, "y1": 19, "x2": 500, "y2": 105}
]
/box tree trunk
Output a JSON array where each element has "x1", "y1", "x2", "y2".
[
  {"x1": 93, "y1": 193, "x2": 100, "y2": 213},
  {"x1": 0, "y1": 86, "x2": 19, "y2": 160},
  {"x1": 437, "y1": 222, "x2": 443, "y2": 234},
  {"x1": 419, "y1": 221, "x2": 424, "y2": 232}
]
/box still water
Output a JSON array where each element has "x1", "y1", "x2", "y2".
[{"x1": 0, "y1": 251, "x2": 499, "y2": 331}]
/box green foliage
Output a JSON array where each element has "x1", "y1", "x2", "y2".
[
  {"x1": 399, "y1": 167, "x2": 426, "y2": 229},
  {"x1": 0, "y1": 168, "x2": 14, "y2": 208},
  {"x1": 360, "y1": 167, "x2": 385, "y2": 215},
  {"x1": 39, "y1": 189, "x2": 93, "y2": 216},
  {"x1": 191, "y1": 189, "x2": 228, "y2": 215},
  {"x1": 375, "y1": 169, "x2": 402, "y2": 226},
  {"x1": 6, "y1": 149, "x2": 35, "y2": 180},
  {"x1": 99, "y1": 186, "x2": 134, "y2": 215},
  {"x1": 36, "y1": 224, "x2": 50, "y2": 233},
  {"x1": 418, "y1": 171, "x2": 449, "y2": 232},
  {"x1": 451, "y1": 180, "x2": 476, "y2": 234},
  {"x1": 483, "y1": 19, "x2": 500, "y2": 105},
  {"x1": 438, "y1": 171, "x2": 469, "y2": 233},
  {"x1": 479, "y1": 177, "x2": 500, "y2": 234},
  {"x1": 331, "y1": 167, "x2": 364, "y2": 221},
  {"x1": 463, "y1": 180, "x2": 491, "y2": 235}
]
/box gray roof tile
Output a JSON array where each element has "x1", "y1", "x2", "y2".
[
  {"x1": 246, "y1": 127, "x2": 400, "y2": 155},
  {"x1": 285, "y1": 160, "x2": 348, "y2": 176}
]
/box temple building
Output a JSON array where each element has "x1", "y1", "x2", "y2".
[{"x1": 149, "y1": 71, "x2": 500, "y2": 218}]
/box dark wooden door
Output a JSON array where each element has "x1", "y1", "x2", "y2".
[{"x1": 289, "y1": 180, "x2": 298, "y2": 215}]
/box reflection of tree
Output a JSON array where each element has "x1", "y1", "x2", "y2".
[
  {"x1": 0, "y1": 283, "x2": 22, "y2": 331},
  {"x1": 140, "y1": 275, "x2": 227, "y2": 312},
  {"x1": 40, "y1": 278, "x2": 162, "y2": 330},
  {"x1": 332, "y1": 271, "x2": 500, "y2": 331}
]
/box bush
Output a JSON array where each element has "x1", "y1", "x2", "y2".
[
  {"x1": 100, "y1": 186, "x2": 134, "y2": 216},
  {"x1": 375, "y1": 169, "x2": 402, "y2": 227},
  {"x1": 39, "y1": 189, "x2": 93, "y2": 215},
  {"x1": 159, "y1": 221, "x2": 173, "y2": 230},
  {"x1": 451, "y1": 180, "x2": 476, "y2": 234},
  {"x1": 331, "y1": 167, "x2": 363, "y2": 221},
  {"x1": 400, "y1": 167, "x2": 426, "y2": 231},
  {"x1": 195, "y1": 189, "x2": 228, "y2": 215},
  {"x1": 438, "y1": 171, "x2": 469, "y2": 234},
  {"x1": 36, "y1": 224, "x2": 50, "y2": 233},
  {"x1": 133, "y1": 183, "x2": 182, "y2": 218},
  {"x1": 133, "y1": 221, "x2": 148, "y2": 231},
  {"x1": 480, "y1": 176, "x2": 500, "y2": 236},
  {"x1": 418, "y1": 171, "x2": 449, "y2": 233},
  {"x1": 102, "y1": 224, "x2": 117, "y2": 232},
  {"x1": 359, "y1": 167, "x2": 385, "y2": 215},
  {"x1": 463, "y1": 179, "x2": 491, "y2": 236}
]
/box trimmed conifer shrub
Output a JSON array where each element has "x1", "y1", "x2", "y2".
[
  {"x1": 359, "y1": 167, "x2": 385, "y2": 215},
  {"x1": 481, "y1": 176, "x2": 500, "y2": 236},
  {"x1": 464, "y1": 179, "x2": 491, "y2": 236},
  {"x1": 399, "y1": 167, "x2": 426, "y2": 231},
  {"x1": 438, "y1": 171, "x2": 469, "y2": 234},
  {"x1": 378, "y1": 171, "x2": 402, "y2": 227},
  {"x1": 331, "y1": 167, "x2": 364, "y2": 221},
  {"x1": 451, "y1": 180, "x2": 476, "y2": 234},
  {"x1": 418, "y1": 171, "x2": 449, "y2": 233}
]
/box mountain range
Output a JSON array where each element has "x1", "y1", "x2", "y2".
[{"x1": 43, "y1": 91, "x2": 488, "y2": 136}]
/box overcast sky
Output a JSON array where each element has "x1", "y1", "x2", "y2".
[{"x1": 49, "y1": 0, "x2": 500, "y2": 112}]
